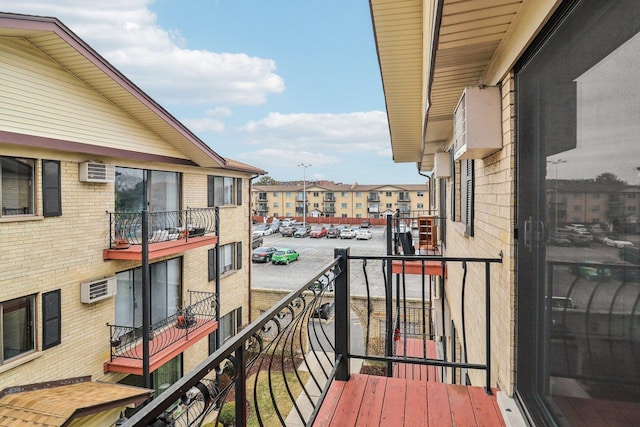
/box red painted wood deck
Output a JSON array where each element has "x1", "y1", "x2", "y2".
[
  {"x1": 313, "y1": 374, "x2": 505, "y2": 427},
  {"x1": 393, "y1": 338, "x2": 440, "y2": 382}
]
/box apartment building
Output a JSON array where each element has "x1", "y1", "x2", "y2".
[
  {"x1": 371, "y1": 0, "x2": 640, "y2": 425},
  {"x1": 252, "y1": 183, "x2": 430, "y2": 219},
  {"x1": 0, "y1": 13, "x2": 262, "y2": 424}
]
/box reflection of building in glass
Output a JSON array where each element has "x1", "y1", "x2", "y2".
[{"x1": 546, "y1": 177, "x2": 639, "y2": 233}]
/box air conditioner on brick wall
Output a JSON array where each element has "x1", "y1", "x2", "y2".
[
  {"x1": 452, "y1": 86, "x2": 502, "y2": 160},
  {"x1": 80, "y1": 277, "x2": 117, "y2": 303},
  {"x1": 79, "y1": 162, "x2": 115, "y2": 183}
]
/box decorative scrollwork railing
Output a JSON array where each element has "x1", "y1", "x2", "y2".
[
  {"x1": 124, "y1": 254, "x2": 345, "y2": 427},
  {"x1": 108, "y1": 208, "x2": 218, "y2": 248},
  {"x1": 108, "y1": 291, "x2": 218, "y2": 361}
]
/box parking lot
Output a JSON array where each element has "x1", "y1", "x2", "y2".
[{"x1": 251, "y1": 224, "x2": 427, "y2": 299}]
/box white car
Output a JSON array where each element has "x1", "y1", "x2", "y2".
[
  {"x1": 252, "y1": 224, "x2": 273, "y2": 237},
  {"x1": 603, "y1": 237, "x2": 634, "y2": 248},
  {"x1": 355, "y1": 229, "x2": 373, "y2": 240},
  {"x1": 339, "y1": 227, "x2": 357, "y2": 239}
]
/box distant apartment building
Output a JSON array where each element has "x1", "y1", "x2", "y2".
[
  {"x1": 252, "y1": 183, "x2": 431, "y2": 219},
  {"x1": 0, "y1": 13, "x2": 262, "y2": 424}
]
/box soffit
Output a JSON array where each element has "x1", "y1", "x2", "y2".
[
  {"x1": 372, "y1": 0, "x2": 560, "y2": 173},
  {"x1": 0, "y1": 14, "x2": 228, "y2": 169}
]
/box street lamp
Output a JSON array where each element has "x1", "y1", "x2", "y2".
[
  {"x1": 547, "y1": 159, "x2": 567, "y2": 229},
  {"x1": 297, "y1": 163, "x2": 311, "y2": 227}
]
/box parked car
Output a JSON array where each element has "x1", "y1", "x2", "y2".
[
  {"x1": 251, "y1": 236, "x2": 263, "y2": 249},
  {"x1": 360, "y1": 219, "x2": 371, "y2": 228},
  {"x1": 252, "y1": 246, "x2": 277, "y2": 263},
  {"x1": 269, "y1": 219, "x2": 281, "y2": 233},
  {"x1": 549, "y1": 234, "x2": 571, "y2": 247},
  {"x1": 326, "y1": 226, "x2": 343, "y2": 238},
  {"x1": 309, "y1": 226, "x2": 327, "y2": 238},
  {"x1": 603, "y1": 237, "x2": 634, "y2": 248},
  {"x1": 271, "y1": 248, "x2": 300, "y2": 265},
  {"x1": 294, "y1": 225, "x2": 311, "y2": 238},
  {"x1": 612, "y1": 266, "x2": 640, "y2": 282},
  {"x1": 339, "y1": 227, "x2": 357, "y2": 239},
  {"x1": 312, "y1": 302, "x2": 335, "y2": 320},
  {"x1": 252, "y1": 224, "x2": 273, "y2": 237},
  {"x1": 280, "y1": 225, "x2": 296, "y2": 237},
  {"x1": 569, "y1": 262, "x2": 611, "y2": 281},
  {"x1": 355, "y1": 229, "x2": 373, "y2": 240},
  {"x1": 619, "y1": 246, "x2": 639, "y2": 264}
]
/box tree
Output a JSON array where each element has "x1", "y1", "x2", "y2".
[
  {"x1": 255, "y1": 175, "x2": 279, "y2": 185},
  {"x1": 595, "y1": 172, "x2": 626, "y2": 186}
]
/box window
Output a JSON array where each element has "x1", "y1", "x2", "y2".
[
  {"x1": 1, "y1": 295, "x2": 35, "y2": 363},
  {"x1": 417, "y1": 203, "x2": 424, "y2": 209},
  {"x1": 286, "y1": 192, "x2": 291, "y2": 197},
  {"x1": 286, "y1": 202, "x2": 291, "y2": 208},
  {"x1": 120, "y1": 354, "x2": 182, "y2": 398},
  {"x1": 341, "y1": 203, "x2": 347, "y2": 208},
  {"x1": 42, "y1": 160, "x2": 61, "y2": 217},
  {"x1": 355, "y1": 192, "x2": 362, "y2": 197},
  {"x1": 341, "y1": 214, "x2": 347, "y2": 218},
  {"x1": 208, "y1": 176, "x2": 241, "y2": 207},
  {"x1": 116, "y1": 167, "x2": 180, "y2": 213},
  {"x1": 1, "y1": 157, "x2": 35, "y2": 216},
  {"x1": 273, "y1": 192, "x2": 279, "y2": 196},
  {"x1": 313, "y1": 203, "x2": 319, "y2": 208},
  {"x1": 386, "y1": 203, "x2": 392, "y2": 209},
  {"x1": 517, "y1": 1, "x2": 640, "y2": 424},
  {"x1": 220, "y1": 308, "x2": 241, "y2": 345},
  {"x1": 341, "y1": 192, "x2": 347, "y2": 197},
  {"x1": 386, "y1": 192, "x2": 392, "y2": 197},
  {"x1": 115, "y1": 259, "x2": 182, "y2": 327},
  {"x1": 42, "y1": 290, "x2": 61, "y2": 350},
  {"x1": 273, "y1": 202, "x2": 279, "y2": 208},
  {"x1": 313, "y1": 192, "x2": 319, "y2": 197},
  {"x1": 417, "y1": 192, "x2": 424, "y2": 197},
  {"x1": 208, "y1": 242, "x2": 242, "y2": 280},
  {"x1": 356, "y1": 203, "x2": 362, "y2": 209}
]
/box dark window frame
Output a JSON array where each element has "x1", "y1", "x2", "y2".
[{"x1": 42, "y1": 160, "x2": 62, "y2": 217}]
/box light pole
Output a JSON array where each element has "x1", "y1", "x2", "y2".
[
  {"x1": 297, "y1": 163, "x2": 311, "y2": 227},
  {"x1": 547, "y1": 159, "x2": 567, "y2": 229}
]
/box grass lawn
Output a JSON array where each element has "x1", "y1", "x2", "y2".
[{"x1": 246, "y1": 369, "x2": 311, "y2": 427}]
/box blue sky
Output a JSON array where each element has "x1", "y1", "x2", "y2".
[{"x1": 1, "y1": 0, "x2": 427, "y2": 184}]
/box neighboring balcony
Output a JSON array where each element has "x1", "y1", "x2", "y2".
[
  {"x1": 104, "y1": 208, "x2": 218, "y2": 261},
  {"x1": 127, "y1": 242, "x2": 506, "y2": 426},
  {"x1": 105, "y1": 291, "x2": 218, "y2": 375},
  {"x1": 325, "y1": 205, "x2": 336, "y2": 214},
  {"x1": 367, "y1": 193, "x2": 380, "y2": 202},
  {"x1": 368, "y1": 204, "x2": 380, "y2": 213},
  {"x1": 324, "y1": 194, "x2": 336, "y2": 202},
  {"x1": 256, "y1": 203, "x2": 269, "y2": 213},
  {"x1": 397, "y1": 192, "x2": 411, "y2": 202}
]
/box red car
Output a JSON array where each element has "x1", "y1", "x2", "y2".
[{"x1": 309, "y1": 226, "x2": 327, "y2": 238}]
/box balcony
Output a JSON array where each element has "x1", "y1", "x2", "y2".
[
  {"x1": 125, "y1": 246, "x2": 505, "y2": 426},
  {"x1": 104, "y1": 208, "x2": 218, "y2": 261},
  {"x1": 397, "y1": 193, "x2": 411, "y2": 202},
  {"x1": 324, "y1": 194, "x2": 336, "y2": 202},
  {"x1": 367, "y1": 194, "x2": 380, "y2": 202},
  {"x1": 105, "y1": 291, "x2": 218, "y2": 375}
]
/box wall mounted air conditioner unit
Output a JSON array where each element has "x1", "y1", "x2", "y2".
[
  {"x1": 80, "y1": 277, "x2": 117, "y2": 303},
  {"x1": 452, "y1": 86, "x2": 502, "y2": 160},
  {"x1": 433, "y1": 152, "x2": 451, "y2": 178},
  {"x1": 79, "y1": 162, "x2": 115, "y2": 183}
]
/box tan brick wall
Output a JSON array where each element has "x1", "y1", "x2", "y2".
[
  {"x1": 0, "y1": 153, "x2": 253, "y2": 389},
  {"x1": 440, "y1": 75, "x2": 517, "y2": 395}
]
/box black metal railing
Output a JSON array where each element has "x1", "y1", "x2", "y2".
[
  {"x1": 108, "y1": 208, "x2": 218, "y2": 248},
  {"x1": 124, "y1": 244, "x2": 501, "y2": 426},
  {"x1": 108, "y1": 291, "x2": 218, "y2": 361},
  {"x1": 546, "y1": 259, "x2": 640, "y2": 390},
  {"x1": 124, "y1": 257, "x2": 344, "y2": 427}
]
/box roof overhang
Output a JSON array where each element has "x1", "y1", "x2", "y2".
[
  {"x1": 370, "y1": 0, "x2": 563, "y2": 173},
  {"x1": 0, "y1": 13, "x2": 264, "y2": 174}
]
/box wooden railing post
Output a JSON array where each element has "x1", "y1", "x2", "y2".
[{"x1": 335, "y1": 247, "x2": 350, "y2": 381}]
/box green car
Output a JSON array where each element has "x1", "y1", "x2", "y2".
[{"x1": 271, "y1": 248, "x2": 300, "y2": 265}]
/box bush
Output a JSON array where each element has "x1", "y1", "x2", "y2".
[{"x1": 217, "y1": 402, "x2": 235, "y2": 427}]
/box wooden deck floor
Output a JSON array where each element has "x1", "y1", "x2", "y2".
[
  {"x1": 393, "y1": 338, "x2": 440, "y2": 382},
  {"x1": 313, "y1": 373, "x2": 505, "y2": 427}
]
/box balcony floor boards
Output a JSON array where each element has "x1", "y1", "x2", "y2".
[{"x1": 313, "y1": 374, "x2": 504, "y2": 427}]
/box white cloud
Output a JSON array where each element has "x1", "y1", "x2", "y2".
[
  {"x1": 181, "y1": 118, "x2": 225, "y2": 133},
  {"x1": 239, "y1": 111, "x2": 390, "y2": 154},
  {"x1": 0, "y1": 0, "x2": 285, "y2": 106}
]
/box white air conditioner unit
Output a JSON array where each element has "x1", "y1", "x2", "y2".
[
  {"x1": 80, "y1": 277, "x2": 117, "y2": 303},
  {"x1": 452, "y1": 86, "x2": 502, "y2": 160},
  {"x1": 79, "y1": 162, "x2": 115, "y2": 183},
  {"x1": 433, "y1": 152, "x2": 451, "y2": 178},
  {"x1": 432, "y1": 278, "x2": 443, "y2": 300}
]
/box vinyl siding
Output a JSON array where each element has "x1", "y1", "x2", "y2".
[{"x1": 0, "y1": 38, "x2": 186, "y2": 159}]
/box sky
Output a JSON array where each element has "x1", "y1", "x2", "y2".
[{"x1": 0, "y1": 0, "x2": 428, "y2": 185}]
